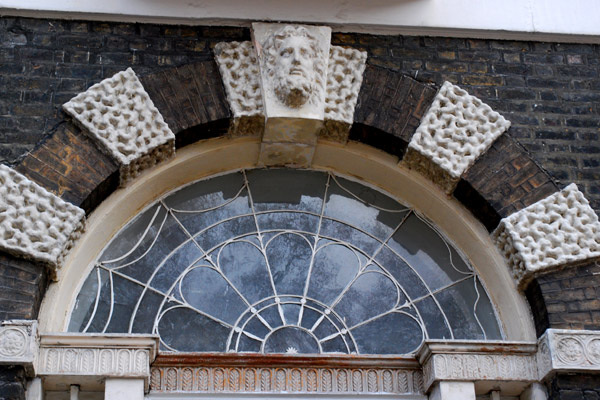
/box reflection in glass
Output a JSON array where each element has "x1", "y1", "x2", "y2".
[{"x1": 69, "y1": 169, "x2": 502, "y2": 355}]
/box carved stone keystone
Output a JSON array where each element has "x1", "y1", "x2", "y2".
[{"x1": 214, "y1": 23, "x2": 367, "y2": 167}]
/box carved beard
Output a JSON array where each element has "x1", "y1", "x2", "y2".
[{"x1": 274, "y1": 74, "x2": 313, "y2": 108}]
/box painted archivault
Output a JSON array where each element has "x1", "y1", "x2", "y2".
[{"x1": 0, "y1": 22, "x2": 600, "y2": 398}]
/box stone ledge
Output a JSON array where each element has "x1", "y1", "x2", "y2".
[
  {"x1": 37, "y1": 333, "x2": 158, "y2": 391},
  {"x1": 417, "y1": 340, "x2": 539, "y2": 392},
  {"x1": 538, "y1": 329, "x2": 600, "y2": 381}
]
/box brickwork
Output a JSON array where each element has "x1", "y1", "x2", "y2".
[
  {"x1": 1, "y1": 17, "x2": 598, "y2": 215},
  {"x1": 0, "y1": 366, "x2": 26, "y2": 400},
  {"x1": 15, "y1": 121, "x2": 119, "y2": 213},
  {"x1": 0, "y1": 252, "x2": 47, "y2": 321},
  {"x1": 139, "y1": 61, "x2": 231, "y2": 148},
  {"x1": 331, "y1": 33, "x2": 600, "y2": 215},
  {"x1": 527, "y1": 260, "x2": 600, "y2": 333},
  {"x1": 547, "y1": 373, "x2": 600, "y2": 400},
  {"x1": 456, "y1": 133, "x2": 559, "y2": 231}
]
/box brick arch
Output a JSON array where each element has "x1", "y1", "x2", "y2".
[{"x1": 4, "y1": 59, "x2": 600, "y2": 337}]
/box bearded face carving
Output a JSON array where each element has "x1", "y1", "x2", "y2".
[{"x1": 262, "y1": 26, "x2": 326, "y2": 109}]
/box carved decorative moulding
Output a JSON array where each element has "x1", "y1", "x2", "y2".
[
  {"x1": 214, "y1": 23, "x2": 367, "y2": 166},
  {"x1": 0, "y1": 165, "x2": 85, "y2": 269},
  {"x1": 403, "y1": 81, "x2": 511, "y2": 193},
  {"x1": 150, "y1": 354, "x2": 424, "y2": 395},
  {"x1": 63, "y1": 68, "x2": 175, "y2": 186},
  {"x1": 37, "y1": 334, "x2": 158, "y2": 390},
  {"x1": 537, "y1": 329, "x2": 600, "y2": 380},
  {"x1": 0, "y1": 320, "x2": 38, "y2": 375},
  {"x1": 417, "y1": 341, "x2": 538, "y2": 392},
  {"x1": 493, "y1": 183, "x2": 600, "y2": 289}
]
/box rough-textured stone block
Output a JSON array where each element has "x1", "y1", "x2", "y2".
[
  {"x1": 324, "y1": 46, "x2": 367, "y2": 121},
  {"x1": 494, "y1": 184, "x2": 600, "y2": 289},
  {"x1": 15, "y1": 122, "x2": 119, "y2": 214},
  {"x1": 404, "y1": 81, "x2": 511, "y2": 192},
  {"x1": 63, "y1": 68, "x2": 175, "y2": 185},
  {"x1": 213, "y1": 41, "x2": 262, "y2": 118},
  {"x1": 0, "y1": 165, "x2": 85, "y2": 269}
]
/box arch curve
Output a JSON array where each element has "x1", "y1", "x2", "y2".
[{"x1": 38, "y1": 137, "x2": 536, "y2": 342}]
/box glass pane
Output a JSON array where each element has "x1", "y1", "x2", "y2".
[
  {"x1": 388, "y1": 213, "x2": 471, "y2": 291},
  {"x1": 435, "y1": 278, "x2": 486, "y2": 340},
  {"x1": 70, "y1": 169, "x2": 502, "y2": 355}
]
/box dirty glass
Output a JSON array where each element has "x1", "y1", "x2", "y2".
[{"x1": 69, "y1": 169, "x2": 502, "y2": 354}]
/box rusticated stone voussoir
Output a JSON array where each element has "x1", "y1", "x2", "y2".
[
  {"x1": 0, "y1": 164, "x2": 85, "y2": 270},
  {"x1": 403, "y1": 81, "x2": 511, "y2": 193},
  {"x1": 494, "y1": 183, "x2": 600, "y2": 289},
  {"x1": 63, "y1": 68, "x2": 175, "y2": 186}
]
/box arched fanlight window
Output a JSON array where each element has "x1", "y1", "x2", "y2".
[{"x1": 69, "y1": 169, "x2": 502, "y2": 355}]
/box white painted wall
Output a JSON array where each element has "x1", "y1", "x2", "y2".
[{"x1": 0, "y1": 0, "x2": 599, "y2": 43}]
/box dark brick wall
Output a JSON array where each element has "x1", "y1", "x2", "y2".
[
  {"x1": 330, "y1": 33, "x2": 600, "y2": 214},
  {"x1": 548, "y1": 373, "x2": 600, "y2": 400},
  {"x1": 0, "y1": 367, "x2": 26, "y2": 400},
  {"x1": 0, "y1": 253, "x2": 48, "y2": 321},
  {"x1": 0, "y1": 17, "x2": 599, "y2": 215},
  {"x1": 1, "y1": 16, "x2": 600, "y2": 396},
  {"x1": 0, "y1": 17, "x2": 249, "y2": 164},
  {"x1": 527, "y1": 260, "x2": 600, "y2": 335}
]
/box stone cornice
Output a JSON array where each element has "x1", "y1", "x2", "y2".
[
  {"x1": 37, "y1": 333, "x2": 158, "y2": 390},
  {"x1": 417, "y1": 340, "x2": 539, "y2": 392}
]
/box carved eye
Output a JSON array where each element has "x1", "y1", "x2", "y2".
[{"x1": 280, "y1": 48, "x2": 293, "y2": 57}]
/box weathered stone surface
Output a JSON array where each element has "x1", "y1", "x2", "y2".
[
  {"x1": 325, "y1": 46, "x2": 367, "y2": 124},
  {"x1": 15, "y1": 122, "x2": 119, "y2": 214},
  {"x1": 404, "y1": 81, "x2": 511, "y2": 192},
  {"x1": 0, "y1": 165, "x2": 85, "y2": 269},
  {"x1": 353, "y1": 65, "x2": 437, "y2": 147},
  {"x1": 63, "y1": 68, "x2": 175, "y2": 185},
  {"x1": 494, "y1": 184, "x2": 600, "y2": 289}
]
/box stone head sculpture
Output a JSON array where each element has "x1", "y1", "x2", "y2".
[{"x1": 262, "y1": 25, "x2": 326, "y2": 108}]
